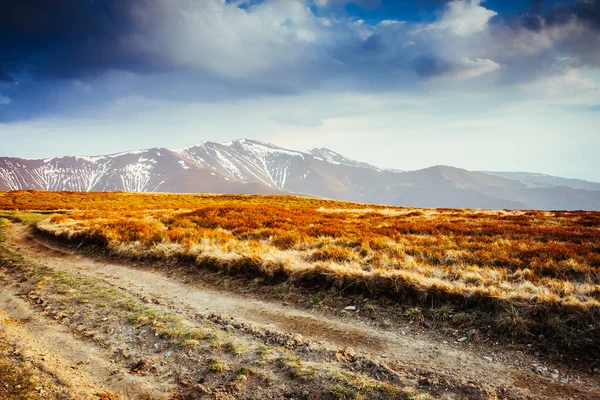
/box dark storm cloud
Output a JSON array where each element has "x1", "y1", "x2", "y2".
[
  {"x1": 495, "y1": 0, "x2": 600, "y2": 32},
  {"x1": 1, "y1": 0, "x2": 599, "y2": 124},
  {"x1": 360, "y1": 34, "x2": 386, "y2": 53},
  {"x1": 486, "y1": 0, "x2": 600, "y2": 74},
  {"x1": 2, "y1": 0, "x2": 595, "y2": 85},
  {"x1": 519, "y1": 14, "x2": 544, "y2": 31},
  {"x1": 0, "y1": 0, "x2": 167, "y2": 80},
  {"x1": 0, "y1": 68, "x2": 12, "y2": 82},
  {"x1": 544, "y1": 0, "x2": 600, "y2": 30},
  {"x1": 411, "y1": 55, "x2": 452, "y2": 78}
]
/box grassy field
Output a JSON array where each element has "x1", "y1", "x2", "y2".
[{"x1": 2, "y1": 190, "x2": 600, "y2": 357}]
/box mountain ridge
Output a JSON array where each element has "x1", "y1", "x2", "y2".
[
  {"x1": 482, "y1": 171, "x2": 600, "y2": 192},
  {"x1": 1, "y1": 139, "x2": 599, "y2": 210}
]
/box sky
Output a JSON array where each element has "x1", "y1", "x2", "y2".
[{"x1": 0, "y1": 0, "x2": 599, "y2": 181}]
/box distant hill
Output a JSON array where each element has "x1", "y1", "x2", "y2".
[
  {"x1": 482, "y1": 171, "x2": 600, "y2": 192},
  {"x1": 1, "y1": 139, "x2": 600, "y2": 210}
]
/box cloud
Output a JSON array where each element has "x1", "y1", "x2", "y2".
[
  {"x1": 0, "y1": 69, "x2": 12, "y2": 82},
  {"x1": 0, "y1": 0, "x2": 504, "y2": 86},
  {"x1": 0, "y1": 95, "x2": 10, "y2": 105},
  {"x1": 489, "y1": 0, "x2": 600, "y2": 67},
  {"x1": 411, "y1": 55, "x2": 499, "y2": 80},
  {"x1": 431, "y1": 0, "x2": 498, "y2": 37},
  {"x1": 412, "y1": 55, "x2": 453, "y2": 78},
  {"x1": 0, "y1": 0, "x2": 315, "y2": 80},
  {"x1": 544, "y1": 0, "x2": 600, "y2": 31},
  {"x1": 1, "y1": 0, "x2": 599, "y2": 123},
  {"x1": 378, "y1": 19, "x2": 404, "y2": 27},
  {"x1": 521, "y1": 68, "x2": 599, "y2": 96},
  {"x1": 0, "y1": 0, "x2": 151, "y2": 80},
  {"x1": 410, "y1": 0, "x2": 600, "y2": 87},
  {"x1": 313, "y1": 0, "x2": 381, "y2": 9},
  {"x1": 149, "y1": 0, "x2": 351, "y2": 78},
  {"x1": 447, "y1": 57, "x2": 501, "y2": 80}
]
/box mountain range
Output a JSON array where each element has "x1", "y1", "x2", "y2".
[{"x1": 1, "y1": 139, "x2": 599, "y2": 210}]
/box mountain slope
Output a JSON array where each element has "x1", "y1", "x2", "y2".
[
  {"x1": 0, "y1": 147, "x2": 280, "y2": 194},
  {"x1": 174, "y1": 139, "x2": 307, "y2": 190},
  {"x1": 1, "y1": 139, "x2": 600, "y2": 210},
  {"x1": 308, "y1": 148, "x2": 379, "y2": 170},
  {"x1": 482, "y1": 171, "x2": 600, "y2": 191}
]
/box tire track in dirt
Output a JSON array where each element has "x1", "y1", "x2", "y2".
[
  {"x1": 6, "y1": 223, "x2": 600, "y2": 400},
  {"x1": 0, "y1": 278, "x2": 173, "y2": 399}
]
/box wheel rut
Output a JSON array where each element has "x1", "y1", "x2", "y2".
[{"x1": 3, "y1": 223, "x2": 599, "y2": 400}]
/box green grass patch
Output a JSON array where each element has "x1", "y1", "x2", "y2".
[
  {"x1": 327, "y1": 383, "x2": 359, "y2": 400},
  {"x1": 207, "y1": 357, "x2": 226, "y2": 373},
  {"x1": 0, "y1": 211, "x2": 50, "y2": 225},
  {"x1": 328, "y1": 372, "x2": 415, "y2": 400}
]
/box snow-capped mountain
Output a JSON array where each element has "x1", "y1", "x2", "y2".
[
  {"x1": 2, "y1": 139, "x2": 600, "y2": 210},
  {"x1": 173, "y1": 140, "x2": 419, "y2": 201},
  {"x1": 174, "y1": 139, "x2": 306, "y2": 190},
  {"x1": 0, "y1": 143, "x2": 283, "y2": 194},
  {"x1": 308, "y1": 148, "x2": 379, "y2": 170},
  {"x1": 0, "y1": 139, "x2": 380, "y2": 195}
]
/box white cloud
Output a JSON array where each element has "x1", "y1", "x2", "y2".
[
  {"x1": 313, "y1": 0, "x2": 381, "y2": 9},
  {"x1": 521, "y1": 68, "x2": 599, "y2": 96},
  {"x1": 432, "y1": 0, "x2": 497, "y2": 37},
  {"x1": 448, "y1": 57, "x2": 501, "y2": 79},
  {"x1": 127, "y1": 0, "x2": 329, "y2": 78},
  {"x1": 378, "y1": 20, "x2": 404, "y2": 27},
  {"x1": 0, "y1": 95, "x2": 10, "y2": 105},
  {"x1": 349, "y1": 19, "x2": 374, "y2": 40}
]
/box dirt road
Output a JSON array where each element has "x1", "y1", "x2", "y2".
[{"x1": 2, "y1": 223, "x2": 599, "y2": 399}]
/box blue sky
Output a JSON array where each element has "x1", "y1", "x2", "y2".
[
  {"x1": 1, "y1": 0, "x2": 599, "y2": 180},
  {"x1": 335, "y1": 0, "x2": 553, "y2": 21}
]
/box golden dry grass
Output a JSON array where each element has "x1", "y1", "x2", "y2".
[{"x1": 3, "y1": 190, "x2": 600, "y2": 353}]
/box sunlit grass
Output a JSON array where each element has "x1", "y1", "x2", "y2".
[
  {"x1": 3, "y1": 190, "x2": 600, "y2": 351},
  {"x1": 36, "y1": 201, "x2": 600, "y2": 310},
  {"x1": 0, "y1": 210, "x2": 52, "y2": 225}
]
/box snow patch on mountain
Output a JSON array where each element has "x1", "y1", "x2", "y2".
[
  {"x1": 119, "y1": 160, "x2": 154, "y2": 192},
  {"x1": 308, "y1": 148, "x2": 379, "y2": 170},
  {"x1": 174, "y1": 139, "x2": 309, "y2": 190},
  {"x1": 178, "y1": 160, "x2": 190, "y2": 170},
  {"x1": 0, "y1": 140, "x2": 388, "y2": 193},
  {"x1": 2, "y1": 139, "x2": 600, "y2": 211}
]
